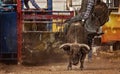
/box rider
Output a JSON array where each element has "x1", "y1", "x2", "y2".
[
  {"x1": 65, "y1": 0, "x2": 96, "y2": 24},
  {"x1": 64, "y1": 0, "x2": 96, "y2": 34}
]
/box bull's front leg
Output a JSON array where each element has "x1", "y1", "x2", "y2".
[
  {"x1": 67, "y1": 56, "x2": 72, "y2": 70},
  {"x1": 80, "y1": 53, "x2": 86, "y2": 70}
]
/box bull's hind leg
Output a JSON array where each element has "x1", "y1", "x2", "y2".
[{"x1": 80, "y1": 53, "x2": 86, "y2": 70}]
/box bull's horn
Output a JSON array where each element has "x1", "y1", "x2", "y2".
[
  {"x1": 78, "y1": 44, "x2": 90, "y2": 50},
  {"x1": 59, "y1": 43, "x2": 72, "y2": 49}
]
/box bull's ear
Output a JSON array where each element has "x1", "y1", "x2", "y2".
[{"x1": 80, "y1": 47, "x2": 89, "y2": 54}]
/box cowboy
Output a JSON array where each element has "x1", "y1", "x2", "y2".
[
  {"x1": 64, "y1": 0, "x2": 96, "y2": 34},
  {"x1": 65, "y1": 0, "x2": 95, "y2": 24}
]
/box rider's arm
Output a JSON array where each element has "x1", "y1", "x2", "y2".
[{"x1": 83, "y1": 0, "x2": 94, "y2": 20}]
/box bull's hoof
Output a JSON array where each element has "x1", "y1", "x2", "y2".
[
  {"x1": 67, "y1": 67, "x2": 72, "y2": 70},
  {"x1": 80, "y1": 68, "x2": 84, "y2": 70},
  {"x1": 80, "y1": 66, "x2": 84, "y2": 70}
]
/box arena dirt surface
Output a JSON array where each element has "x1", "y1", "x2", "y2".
[{"x1": 0, "y1": 50, "x2": 120, "y2": 74}]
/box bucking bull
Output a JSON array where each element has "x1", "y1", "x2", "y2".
[{"x1": 59, "y1": 1, "x2": 109, "y2": 70}]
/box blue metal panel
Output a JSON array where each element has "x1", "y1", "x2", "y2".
[
  {"x1": 0, "y1": 12, "x2": 17, "y2": 53},
  {"x1": 47, "y1": 0, "x2": 52, "y2": 31},
  {"x1": 47, "y1": 0, "x2": 52, "y2": 10}
]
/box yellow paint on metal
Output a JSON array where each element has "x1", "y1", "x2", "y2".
[
  {"x1": 104, "y1": 12, "x2": 120, "y2": 28},
  {"x1": 52, "y1": 19, "x2": 64, "y2": 32},
  {"x1": 102, "y1": 12, "x2": 120, "y2": 43}
]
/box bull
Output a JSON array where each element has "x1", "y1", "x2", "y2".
[{"x1": 59, "y1": 22, "x2": 91, "y2": 70}]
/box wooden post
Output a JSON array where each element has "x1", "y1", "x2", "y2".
[{"x1": 17, "y1": 0, "x2": 22, "y2": 64}]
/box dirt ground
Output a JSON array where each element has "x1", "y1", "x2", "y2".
[{"x1": 0, "y1": 50, "x2": 120, "y2": 74}]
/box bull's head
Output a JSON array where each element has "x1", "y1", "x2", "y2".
[{"x1": 59, "y1": 43, "x2": 90, "y2": 65}]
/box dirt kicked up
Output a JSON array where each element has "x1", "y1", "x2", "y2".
[{"x1": 0, "y1": 50, "x2": 120, "y2": 74}]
